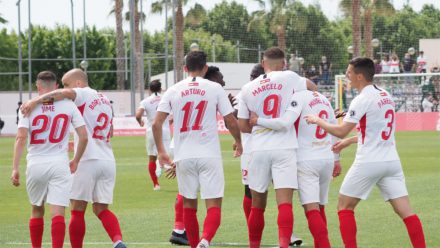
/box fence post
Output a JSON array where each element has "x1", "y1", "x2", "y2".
[
  {"x1": 258, "y1": 44, "x2": 261, "y2": 63},
  {"x1": 236, "y1": 40, "x2": 240, "y2": 63}
]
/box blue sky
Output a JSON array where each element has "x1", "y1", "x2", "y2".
[{"x1": 0, "y1": 0, "x2": 439, "y2": 33}]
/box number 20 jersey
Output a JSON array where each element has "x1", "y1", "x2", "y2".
[
  {"x1": 238, "y1": 70, "x2": 307, "y2": 152},
  {"x1": 73, "y1": 87, "x2": 115, "y2": 161},
  {"x1": 157, "y1": 77, "x2": 234, "y2": 162},
  {"x1": 343, "y1": 85, "x2": 399, "y2": 163}
]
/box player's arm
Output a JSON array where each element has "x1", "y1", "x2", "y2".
[
  {"x1": 11, "y1": 127, "x2": 27, "y2": 186},
  {"x1": 135, "y1": 107, "x2": 145, "y2": 127},
  {"x1": 224, "y1": 113, "x2": 242, "y2": 157},
  {"x1": 238, "y1": 118, "x2": 252, "y2": 133},
  {"x1": 306, "y1": 79, "x2": 318, "y2": 92},
  {"x1": 21, "y1": 89, "x2": 77, "y2": 116},
  {"x1": 250, "y1": 110, "x2": 300, "y2": 131},
  {"x1": 332, "y1": 136, "x2": 357, "y2": 153},
  {"x1": 70, "y1": 125, "x2": 88, "y2": 173},
  {"x1": 152, "y1": 111, "x2": 172, "y2": 165},
  {"x1": 305, "y1": 116, "x2": 356, "y2": 139}
]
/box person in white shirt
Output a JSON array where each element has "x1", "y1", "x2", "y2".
[
  {"x1": 11, "y1": 71, "x2": 88, "y2": 248},
  {"x1": 21, "y1": 69, "x2": 127, "y2": 248},
  {"x1": 389, "y1": 54, "x2": 400, "y2": 74},
  {"x1": 380, "y1": 54, "x2": 391, "y2": 74},
  {"x1": 248, "y1": 90, "x2": 341, "y2": 248},
  {"x1": 136, "y1": 80, "x2": 171, "y2": 191},
  {"x1": 305, "y1": 57, "x2": 426, "y2": 248},
  {"x1": 237, "y1": 47, "x2": 317, "y2": 248},
  {"x1": 153, "y1": 51, "x2": 243, "y2": 248},
  {"x1": 416, "y1": 51, "x2": 428, "y2": 73}
]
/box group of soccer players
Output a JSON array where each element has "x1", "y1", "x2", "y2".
[{"x1": 12, "y1": 46, "x2": 426, "y2": 248}]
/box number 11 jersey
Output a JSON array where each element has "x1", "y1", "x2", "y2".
[
  {"x1": 157, "y1": 77, "x2": 234, "y2": 162},
  {"x1": 73, "y1": 87, "x2": 115, "y2": 161}
]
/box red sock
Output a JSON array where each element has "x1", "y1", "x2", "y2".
[
  {"x1": 202, "y1": 207, "x2": 221, "y2": 242},
  {"x1": 403, "y1": 215, "x2": 426, "y2": 248},
  {"x1": 248, "y1": 207, "x2": 265, "y2": 248},
  {"x1": 174, "y1": 194, "x2": 185, "y2": 230},
  {"x1": 148, "y1": 161, "x2": 159, "y2": 186},
  {"x1": 306, "y1": 210, "x2": 331, "y2": 248},
  {"x1": 243, "y1": 195, "x2": 252, "y2": 223},
  {"x1": 51, "y1": 215, "x2": 65, "y2": 248},
  {"x1": 320, "y1": 205, "x2": 327, "y2": 226},
  {"x1": 69, "y1": 210, "x2": 85, "y2": 248},
  {"x1": 29, "y1": 217, "x2": 44, "y2": 248},
  {"x1": 338, "y1": 210, "x2": 357, "y2": 248},
  {"x1": 98, "y1": 209, "x2": 123, "y2": 243},
  {"x1": 183, "y1": 208, "x2": 199, "y2": 248},
  {"x1": 278, "y1": 203, "x2": 293, "y2": 248}
]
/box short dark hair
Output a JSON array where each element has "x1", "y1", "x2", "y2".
[
  {"x1": 349, "y1": 57, "x2": 375, "y2": 82},
  {"x1": 204, "y1": 66, "x2": 220, "y2": 81},
  {"x1": 250, "y1": 64, "x2": 265, "y2": 80},
  {"x1": 37, "y1": 71, "x2": 57, "y2": 83},
  {"x1": 185, "y1": 51, "x2": 207, "y2": 72},
  {"x1": 149, "y1": 79, "x2": 162, "y2": 93},
  {"x1": 263, "y1": 47, "x2": 285, "y2": 60}
]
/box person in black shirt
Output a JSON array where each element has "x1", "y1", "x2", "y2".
[{"x1": 319, "y1": 56, "x2": 332, "y2": 85}]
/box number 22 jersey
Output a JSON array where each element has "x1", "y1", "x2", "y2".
[
  {"x1": 343, "y1": 85, "x2": 399, "y2": 163},
  {"x1": 73, "y1": 87, "x2": 115, "y2": 161}
]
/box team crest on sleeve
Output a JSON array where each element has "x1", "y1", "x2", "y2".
[
  {"x1": 350, "y1": 110, "x2": 356, "y2": 117},
  {"x1": 291, "y1": 101, "x2": 298, "y2": 107}
]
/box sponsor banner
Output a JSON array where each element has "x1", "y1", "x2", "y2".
[{"x1": 113, "y1": 117, "x2": 146, "y2": 136}]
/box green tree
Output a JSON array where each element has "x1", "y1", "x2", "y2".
[{"x1": 185, "y1": 3, "x2": 207, "y2": 30}]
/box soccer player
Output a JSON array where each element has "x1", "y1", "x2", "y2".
[
  {"x1": 152, "y1": 51, "x2": 243, "y2": 248},
  {"x1": 136, "y1": 79, "x2": 171, "y2": 191},
  {"x1": 11, "y1": 71, "x2": 88, "y2": 248},
  {"x1": 248, "y1": 90, "x2": 342, "y2": 248},
  {"x1": 237, "y1": 47, "x2": 317, "y2": 248},
  {"x1": 305, "y1": 57, "x2": 426, "y2": 248},
  {"x1": 21, "y1": 69, "x2": 127, "y2": 248}
]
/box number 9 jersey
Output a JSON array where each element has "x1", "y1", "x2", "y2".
[
  {"x1": 343, "y1": 85, "x2": 399, "y2": 163},
  {"x1": 73, "y1": 87, "x2": 115, "y2": 161}
]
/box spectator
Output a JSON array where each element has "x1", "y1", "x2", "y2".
[
  {"x1": 289, "y1": 53, "x2": 301, "y2": 74},
  {"x1": 389, "y1": 54, "x2": 400, "y2": 74},
  {"x1": 401, "y1": 53, "x2": 416, "y2": 73},
  {"x1": 16, "y1": 101, "x2": 22, "y2": 125},
  {"x1": 422, "y1": 93, "x2": 438, "y2": 112},
  {"x1": 306, "y1": 64, "x2": 320, "y2": 84},
  {"x1": 0, "y1": 116, "x2": 4, "y2": 134},
  {"x1": 417, "y1": 51, "x2": 428, "y2": 73},
  {"x1": 430, "y1": 65, "x2": 440, "y2": 101},
  {"x1": 319, "y1": 56, "x2": 332, "y2": 85},
  {"x1": 374, "y1": 59, "x2": 382, "y2": 74},
  {"x1": 421, "y1": 79, "x2": 436, "y2": 111},
  {"x1": 380, "y1": 54, "x2": 391, "y2": 73}
]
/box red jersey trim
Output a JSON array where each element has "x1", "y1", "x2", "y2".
[
  {"x1": 77, "y1": 103, "x2": 86, "y2": 116},
  {"x1": 294, "y1": 114, "x2": 301, "y2": 137},
  {"x1": 359, "y1": 114, "x2": 367, "y2": 144}
]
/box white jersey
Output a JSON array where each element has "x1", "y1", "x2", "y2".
[
  {"x1": 238, "y1": 70, "x2": 307, "y2": 152},
  {"x1": 73, "y1": 87, "x2": 115, "y2": 161},
  {"x1": 234, "y1": 91, "x2": 250, "y2": 155},
  {"x1": 139, "y1": 93, "x2": 171, "y2": 134},
  {"x1": 18, "y1": 99, "x2": 85, "y2": 162},
  {"x1": 380, "y1": 60, "x2": 391, "y2": 73},
  {"x1": 343, "y1": 84, "x2": 399, "y2": 163},
  {"x1": 157, "y1": 76, "x2": 234, "y2": 161},
  {"x1": 389, "y1": 59, "x2": 400, "y2": 73},
  {"x1": 288, "y1": 91, "x2": 336, "y2": 162}
]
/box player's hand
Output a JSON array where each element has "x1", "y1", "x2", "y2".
[
  {"x1": 165, "y1": 163, "x2": 176, "y2": 179},
  {"x1": 228, "y1": 93, "x2": 237, "y2": 107},
  {"x1": 233, "y1": 142, "x2": 243, "y2": 157},
  {"x1": 333, "y1": 160, "x2": 342, "y2": 177},
  {"x1": 304, "y1": 115, "x2": 320, "y2": 125},
  {"x1": 332, "y1": 139, "x2": 351, "y2": 153},
  {"x1": 139, "y1": 119, "x2": 145, "y2": 127},
  {"x1": 11, "y1": 169, "x2": 20, "y2": 186},
  {"x1": 20, "y1": 100, "x2": 37, "y2": 117},
  {"x1": 249, "y1": 112, "x2": 259, "y2": 127},
  {"x1": 69, "y1": 160, "x2": 79, "y2": 174},
  {"x1": 334, "y1": 108, "x2": 347, "y2": 119},
  {"x1": 158, "y1": 152, "x2": 172, "y2": 167}
]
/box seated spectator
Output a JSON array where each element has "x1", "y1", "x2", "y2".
[
  {"x1": 306, "y1": 64, "x2": 320, "y2": 84},
  {"x1": 319, "y1": 56, "x2": 332, "y2": 85},
  {"x1": 422, "y1": 93, "x2": 438, "y2": 112},
  {"x1": 389, "y1": 54, "x2": 400, "y2": 74},
  {"x1": 381, "y1": 54, "x2": 391, "y2": 73}
]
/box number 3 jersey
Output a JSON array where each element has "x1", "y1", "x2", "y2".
[
  {"x1": 18, "y1": 99, "x2": 85, "y2": 162},
  {"x1": 238, "y1": 70, "x2": 307, "y2": 152},
  {"x1": 73, "y1": 87, "x2": 115, "y2": 161},
  {"x1": 157, "y1": 77, "x2": 234, "y2": 162},
  {"x1": 343, "y1": 84, "x2": 399, "y2": 163}
]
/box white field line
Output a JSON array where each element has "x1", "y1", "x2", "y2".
[{"x1": 4, "y1": 241, "x2": 268, "y2": 247}]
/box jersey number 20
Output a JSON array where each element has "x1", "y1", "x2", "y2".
[{"x1": 30, "y1": 114, "x2": 69, "y2": 144}]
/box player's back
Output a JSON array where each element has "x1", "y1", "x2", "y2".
[
  {"x1": 73, "y1": 87, "x2": 115, "y2": 161},
  {"x1": 20, "y1": 99, "x2": 81, "y2": 161},
  {"x1": 140, "y1": 94, "x2": 170, "y2": 132},
  {"x1": 344, "y1": 84, "x2": 399, "y2": 163},
  {"x1": 294, "y1": 91, "x2": 335, "y2": 161},
  {"x1": 159, "y1": 77, "x2": 233, "y2": 161},
  {"x1": 240, "y1": 70, "x2": 307, "y2": 151}
]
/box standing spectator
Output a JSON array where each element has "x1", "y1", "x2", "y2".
[
  {"x1": 0, "y1": 116, "x2": 4, "y2": 134},
  {"x1": 389, "y1": 54, "x2": 400, "y2": 74},
  {"x1": 401, "y1": 53, "x2": 416, "y2": 84},
  {"x1": 416, "y1": 51, "x2": 428, "y2": 73},
  {"x1": 380, "y1": 54, "x2": 391, "y2": 74},
  {"x1": 16, "y1": 101, "x2": 22, "y2": 125},
  {"x1": 374, "y1": 59, "x2": 382, "y2": 74},
  {"x1": 319, "y1": 56, "x2": 332, "y2": 85},
  {"x1": 289, "y1": 53, "x2": 301, "y2": 74},
  {"x1": 306, "y1": 64, "x2": 320, "y2": 84}
]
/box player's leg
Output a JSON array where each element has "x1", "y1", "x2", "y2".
[
  {"x1": 170, "y1": 193, "x2": 189, "y2": 245},
  {"x1": 378, "y1": 161, "x2": 425, "y2": 248},
  {"x1": 147, "y1": 132, "x2": 160, "y2": 189},
  {"x1": 337, "y1": 195, "x2": 361, "y2": 248},
  {"x1": 30, "y1": 205, "x2": 45, "y2": 248},
  {"x1": 241, "y1": 153, "x2": 252, "y2": 223},
  {"x1": 183, "y1": 198, "x2": 199, "y2": 248},
  {"x1": 249, "y1": 190, "x2": 268, "y2": 248},
  {"x1": 197, "y1": 198, "x2": 222, "y2": 248},
  {"x1": 92, "y1": 203, "x2": 125, "y2": 247},
  {"x1": 70, "y1": 200, "x2": 88, "y2": 248},
  {"x1": 49, "y1": 205, "x2": 66, "y2": 248}
]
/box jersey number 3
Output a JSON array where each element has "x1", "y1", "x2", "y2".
[
  {"x1": 30, "y1": 114, "x2": 69, "y2": 144},
  {"x1": 382, "y1": 109, "x2": 394, "y2": 140},
  {"x1": 180, "y1": 101, "x2": 208, "y2": 132}
]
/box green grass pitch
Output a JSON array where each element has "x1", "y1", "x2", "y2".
[{"x1": 1, "y1": 132, "x2": 439, "y2": 247}]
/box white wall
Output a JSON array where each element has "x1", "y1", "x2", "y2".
[{"x1": 420, "y1": 39, "x2": 440, "y2": 69}]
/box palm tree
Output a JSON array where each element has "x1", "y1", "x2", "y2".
[
  {"x1": 340, "y1": 0, "x2": 394, "y2": 58},
  {"x1": 151, "y1": 0, "x2": 188, "y2": 82},
  {"x1": 248, "y1": 0, "x2": 295, "y2": 52},
  {"x1": 110, "y1": 0, "x2": 125, "y2": 90},
  {"x1": 0, "y1": 0, "x2": 7, "y2": 24}
]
